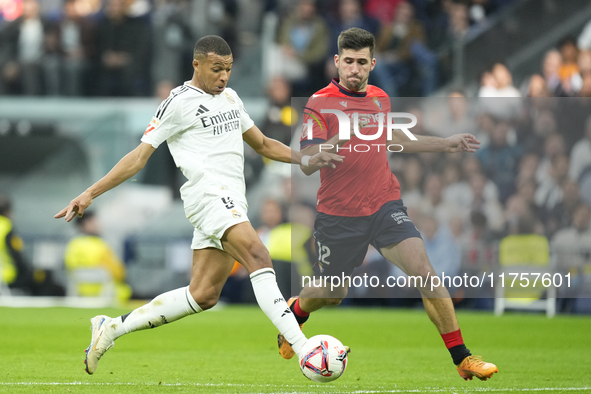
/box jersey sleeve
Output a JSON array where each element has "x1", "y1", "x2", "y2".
[
  {"x1": 300, "y1": 96, "x2": 328, "y2": 149},
  {"x1": 237, "y1": 95, "x2": 255, "y2": 133},
  {"x1": 141, "y1": 96, "x2": 183, "y2": 148}
]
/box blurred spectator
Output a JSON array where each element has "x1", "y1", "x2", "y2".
[
  {"x1": 0, "y1": 0, "x2": 50, "y2": 95},
  {"x1": 542, "y1": 49, "x2": 565, "y2": 96},
  {"x1": 515, "y1": 176, "x2": 539, "y2": 215},
  {"x1": 521, "y1": 108, "x2": 558, "y2": 154},
  {"x1": 479, "y1": 64, "x2": 522, "y2": 120},
  {"x1": 373, "y1": 1, "x2": 437, "y2": 96},
  {"x1": 418, "y1": 173, "x2": 459, "y2": 225},
  {"x1": 151, "y1": 0, "x2": 194, "y2": 89},
  {"x1": 203, "y1": 0, "x2": 239, "y2": 59},
  {"x1": 325, "y1": 0, "x2": 380, "y2": 80},
  {"x1": 256, "y1": 198, "x2": 285, "y2": 245},
  {"x1": 458, "y1": 211, "x2": 495, "y2": 273},
  {"x1": 364, "y1": 0, "x2": 404, "y2": 27},
  {"x1": 476, "y1": 119, "x2": 522, "y2": 203},
  {"x1": 551, "y1": 203, "x2": 591, "y2": 278},
  {"x1": 526, "y1": 74, "x2": 550, "y2": 97},
  {"x1": 261, "y1": 75, "x2": 293, "y2": 146},
  {"x1": 419, "y1": 215, "x2": 461, "y2": 278},
  {"x1": 569, "y1": 115, "x2": 591, "y2": 182},
  {"x1": 44, "y1": 0, "x2": 97, "y2": 96},
  {"x1": 399, "y1": 156, "x2": 424, "y2": 208},
  {"x1": 96, "y1": 0, "x2": 151, "y2": 96},
  {"x1": 64, "y1": 212, "x2": 132, "y2": 302},
  {"x1": 468, "y1": 172, "x2": 505, "y2": 232},
  {"x1": 0, "y1": 195, "x2": 33, "y2": 292},
  {"x1": 446, "y1": 0, "x2": 470, "y2": 41},
  {"x1": 275, "y1": 0, "x2": 329, "y2": 96},
  {"x1": 479, "y1": 63, "x2": 521, "y2": 97},
  {"x1": 0, "y1": 194, "x2": 63, "y2": 295},
  {"x1": 442, "y1": 161, "x2": 472, "y2": 211},
  {"x1": 569, "y1": 50, "x2": 591, "y2": 95},
  {"x1": 545, "y1": 180, "x2": 581, "y2": 238},
  {"x1": 461, "y1": 155, "x2": 500, "y2": 201},
  {"x1": 535, "y1": 133, "x2": 565, "y2": 184},
  {"x1": 516, "y1": 153, "x2": 540, "y2": 185},
  {"x1": 504, "y1": 194, "x2": 529, "y2": 234},
  {"x1": 557, "y1": 36, "x2": 579, "y2": 87},
  {"x1": 535, "y1": 154, "x2": 569, "y2": 213},
  {"x1": 429, "y1": 90, "x2": 477, "y2": 138}
]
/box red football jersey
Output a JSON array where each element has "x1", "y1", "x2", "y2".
[{"x1": 300, "y1": 79, "x2": 401, "y2": 217}]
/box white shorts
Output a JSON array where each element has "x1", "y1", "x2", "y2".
[{"x1": 186, "y1": 193, "x2": 249, "y2": 250}]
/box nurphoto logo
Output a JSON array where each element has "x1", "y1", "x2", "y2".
[{"x1": 303, "y1": 107, "x2": 418, "y2": 153}]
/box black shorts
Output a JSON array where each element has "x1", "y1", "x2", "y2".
[{"x1": 312, "y1": 199, "x2": 421, "y2": 277}]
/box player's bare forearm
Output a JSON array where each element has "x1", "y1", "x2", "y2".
[
  {"x1": 256, "y1": 136, "x2": 294, "y2": 163},
  {"x1": 243, "y1": 125, "x2": 343, "y2": 170},
  {"x1": 388, "y1": 132, "x2": 480, "y2": 154},
  {"x1": 54, "y1": 143, "x2": 155, "y2": 222}
]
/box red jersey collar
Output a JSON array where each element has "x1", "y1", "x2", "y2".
[{"x1": 331, "y1": 79, "x2": 367, "y2": 97}]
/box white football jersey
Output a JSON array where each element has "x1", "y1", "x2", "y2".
[{"x1": 141, "y1": 82, "x2": 254, "y2": 213}]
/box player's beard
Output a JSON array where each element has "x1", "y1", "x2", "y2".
[{"x1": 341, "y1": 74, "x2": 367, "y2": 92}]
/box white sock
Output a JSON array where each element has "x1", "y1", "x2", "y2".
[
  {"x1": 250, "y1": 268, "x2": 307, "y2": 357},
  {"x1": 110, "y1": 286, "x2": 202, "y2": 339}
]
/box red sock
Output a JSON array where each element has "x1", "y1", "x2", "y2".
[
  {"x1": 293, "y1": 298, "x2": 309, "y2": 318},
  {"x1": 441, "y1": 329, "x2": 464, "y2": 349}
]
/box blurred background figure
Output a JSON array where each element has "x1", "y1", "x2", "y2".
[
  {"x1": 373, "y1": 0, "x2": 437, "y2": 97},
  {"x1": 324, "y1": 0, "x2": 380, "y2": 80},
  {"x1": 151, "y1": 0, "x2": 194, "y2": 90},
  {"x1": 0, "y1": 194, "x2": 63, "y2": 295},
  {"x1": 0, "y1": 0, "x2": 49, "y2": 95},
  {"x1": 419, "y1": 215, "x2": 461, "y2": 279},
  {"x1": 96, "y1": 0, "x2": 151, "y2": 96},
  {"x1": 64, "y1": 212, "x2": 131, "y2": 303},
  {"x1": 0, "y1": 194, "x2": 33, "y2": 293},
  {"x1": 274, "y1": 0, "x2": 328, "y2": 96}
]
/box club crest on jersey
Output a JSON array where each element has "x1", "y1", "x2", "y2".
[
  {"x1": 231, "y1": 209, "x2": 242, "y2": 218},
  {"x1": 372, "y1": 97, "x2": 382, "y2": 110},
  {"x1": 225, "y1": 92, "x2": 235, "y2": 104}
]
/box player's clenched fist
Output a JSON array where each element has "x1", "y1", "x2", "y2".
[{"x1": 310, "y1": 152, "x2": 345, "y2": 169}]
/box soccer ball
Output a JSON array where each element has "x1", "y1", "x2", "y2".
[{"x1": 299, "y1": 335, "x2": 349, "y2": 383}]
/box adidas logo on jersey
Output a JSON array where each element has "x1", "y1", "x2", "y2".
[{"x1": 195, "y1": 105, "x2": 209, "y2": 116}]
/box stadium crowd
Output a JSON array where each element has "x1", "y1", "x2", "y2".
[
  {"x1": 1, "y1": 0, "x2": 590, "y2": 311},
  {"x1": 0, "y1": 0, "x2": 519, "y2": 97}
]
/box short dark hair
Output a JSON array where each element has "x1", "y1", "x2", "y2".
[
  {"x1": 337, "y1": 27, "x2": 375, "y2": 58},
  {"x1": 193, "y1": 35, "x2": 232, "y2": 60}
]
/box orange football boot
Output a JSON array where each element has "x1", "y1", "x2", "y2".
[{"x1": 457, "y1": 356, "x2": 499, "y2": 381}]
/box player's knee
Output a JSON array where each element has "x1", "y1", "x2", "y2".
[
  {"x1": 189, "y1": 288, "x2": 220, "y2": 311},
  {"x1": 325, "y1": 297, "x2": 344, "y2": 306}
]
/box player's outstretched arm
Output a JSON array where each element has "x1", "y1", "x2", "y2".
[
  {"x1": 388, "y1": 132, "x2": 480, "y2": 154},
  {"x1": 54, "y1": 142, "x2": 156, "y2": 222},
  {"x1": 243, "y1": 125, "x2": 344, "y2": 171}
]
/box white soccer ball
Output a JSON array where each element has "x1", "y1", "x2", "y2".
[{"x1": 299, "y1": 334, "x2": 349, "y2": 383}]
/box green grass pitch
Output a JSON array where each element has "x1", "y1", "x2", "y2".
[{"x1": 0, "y1": 305, "x2": 590, "y2": 393}]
